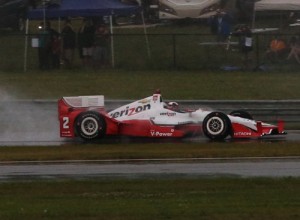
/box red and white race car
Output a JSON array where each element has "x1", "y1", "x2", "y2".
[{"x1": 58, "y1": 91, "x2": 286, "y2": 141}]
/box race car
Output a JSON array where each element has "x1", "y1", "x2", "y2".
[{"x1": 58, "y1": 91, "x2": 286, "y2": 141}]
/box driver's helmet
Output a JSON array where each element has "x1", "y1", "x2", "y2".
[{"x1": 167, "y1": 102, "x2": 179, "y2": 110}]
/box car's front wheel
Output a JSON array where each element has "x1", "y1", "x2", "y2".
[
  {"x1": 203, "y1": 112, "x2": 231, "y2": 140},
  {"x1": 75, "y1": 111, "x2": 106, "y2": 141}
]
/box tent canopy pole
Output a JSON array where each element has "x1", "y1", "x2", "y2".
[
  {"x1": 110, "y1": 14, "x2": 115, "y2": 68},
  {"x1": 24, "y1": 19, "x2": 29, "y2": 72},
  {"x1": 141, "y1": 10, "x2": 151, "y2": 59}
]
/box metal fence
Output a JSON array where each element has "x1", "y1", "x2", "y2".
[{"x1": 0, "y1": 32, "x2": 299, "y2": 72}]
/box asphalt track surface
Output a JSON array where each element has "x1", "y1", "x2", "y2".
[
  {"x1": 0, "y1": 130, "x2": 299, "y2": 146},
  {"x1": 0, "y1": 158, "x2": 299, "y2": 180},
  {"x1": 0, "y1": 101, "x2": 299, "y2": 180}
]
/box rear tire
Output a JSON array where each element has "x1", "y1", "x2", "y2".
[
  {"x1": 75, "y1": 111, "x2": 106, "y2": 141},
  {"x1": 203, "y1": 112, "x2": 231, "y2": 140}
]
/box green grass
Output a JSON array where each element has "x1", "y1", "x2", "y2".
[
  {"x1": 0, "y1": 70, "x2": 300, "y2": 100},
  {"x1": 0, "y1": 178, "x2": 299, "y2": 220},
  {"x1": 0, "y1": 142, "x2": 299, "y2": 162}
]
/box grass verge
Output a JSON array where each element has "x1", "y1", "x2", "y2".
[
  {"x1": 0, "y1": 142, "x2": 299, "y2": 162},
  {"x1": 0, "y1": 177, "x2": 299, "y2": 220},
  {"x1": 1, "y1": 70, "x2": 300, "y2": 100}
]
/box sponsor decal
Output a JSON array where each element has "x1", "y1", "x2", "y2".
[
  {"x1": 160, "y1": 112, "x2": 176, "y2": 116},
  {"x1": 150, "y1": 129, "x2": 174, "y2": 137},
  {"x1": 111, "y1": 104, "x2": 151, "y2": 118},
  {"x1": 138, "y1": 99, "x2": 150, "y2": 104},
  {"x1": 234, "y1": 132, "x2": 252, "y2": 136}
]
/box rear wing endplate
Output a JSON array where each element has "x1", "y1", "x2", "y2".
[{"x1": 62, "y1": 95, "x2": 104, "y2": 108}]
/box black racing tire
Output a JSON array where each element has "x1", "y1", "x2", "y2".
[
  {"x1": 229, "y1": 110, "x2": 253, "y2": 120},
  {"x1": 203, "y1": 112, "x2": 231, "y2": 140},
  {"x1": 75, "y1": 111, "x2": 106, "y2": 141}
]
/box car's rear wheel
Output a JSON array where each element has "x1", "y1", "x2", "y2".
[
  {"x1": 75, "y1": 111, "x2": 106, "y2": 140},
  {"x1": 203, "y1": 112, "x2": 231, "y2": 140},
  {"x1": 229, "y1": 110, "x2": 253, "y2": 120}
]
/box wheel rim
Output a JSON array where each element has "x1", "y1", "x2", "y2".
[
  {"x1": 81, "y1": 117, "x2": 98, "y2": 136},
  {"x1": 206, "y1": 116, "x2": 224, "y2": 135}
]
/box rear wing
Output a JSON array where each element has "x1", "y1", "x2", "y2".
[{"x1": 62, "y1": 95, "x2": 104, "y2": 108}]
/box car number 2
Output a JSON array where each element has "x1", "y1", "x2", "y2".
[{"x1": 63, "y1": 117, "x2": 70, "y2": 129}]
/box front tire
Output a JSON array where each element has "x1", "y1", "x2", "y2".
[
  {"x1": 203, "y1": 112, "x2": 231, "y2": 140},
  {"x1": 75, "y1": 112, "x2": 106, "y2": 141}
]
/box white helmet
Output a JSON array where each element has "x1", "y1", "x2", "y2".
[{"x1": 168, "y1": 102, "x2": 178, "y2": 107}]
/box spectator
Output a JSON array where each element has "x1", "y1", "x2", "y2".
[
  {"x1": 38, "y1": 22, "x2": 51, "y2": 70},
  {"x1": 232, "y1": 24, "x2": 253, "y2": 69},
  {"x1": 77, "y1": 19, "x2": 85, "y2": 62},
  {"x1": 93, "y1": 24, "x2": 110, "y2": 69},
  {"x1": 61, "y1": 19, "x2": 76, "y2": 68},
  {"x1": 287, "y1": 36, "x2": 300, "y2": 64},
  {"x1": 78, "y1": 19, "x2": 95, "y2": 67},
  {"x1": 265, "y1": 36, "x2": 288, "y2": 63},
  {"x1": 283, "y1": 12, "x2": 297, "y2": 29},
  {"x1": 38, "y1": 21, "x2": 58, "y2": 70},
  {"x1": 209, "y1": 9, "x2": 232, "y2": 42},
  {"x1": 51, "y1": 33, "x2": 61, "y2": 69}
]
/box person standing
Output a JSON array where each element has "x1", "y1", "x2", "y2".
[
  {"x1": 209, "y1": 9, "x2": 232, "y2": 42},
  {"x1": 78, "y1": 19, "x2": 95, "y2": 68},
  {"x1": 77, "y1": 19, "x2": 85, "y2": 63},
  {"x1": 38, "y1": 22, "x2": 51, "y2": 70},
  {"x1": 61, "y1": 19, "x2": 76, "y2": 68},
  {"x1": 93, "y1": 24, "x2": 110, "y2": 69},
  {"x1": 239, "y1": 25, "x2": 253, "y2": 69},
  {"x1": 38, "y1": 21, "x2": 57, "y2": 70},
  {"x1": 51, "y1": 33, "x2": 61, "y2": 69},
  {"x1": 287, "y1": 36, "x2": 300, "y2": 64}
]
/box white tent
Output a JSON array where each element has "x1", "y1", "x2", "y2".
[
  {"x1": 253, "y1": 0, "x2": 300, "y2": 28},
  {"x1": 255, "y1": 0, "x2": 300, "y2": 11}
]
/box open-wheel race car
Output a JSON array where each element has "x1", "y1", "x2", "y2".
[{"x1": 58, "y1": 91, "x2": 286, "y2": 141}]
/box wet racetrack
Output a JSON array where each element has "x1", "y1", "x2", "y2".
[{"x1": 0, "y1": 159, "x2": 300, "y2": 180}]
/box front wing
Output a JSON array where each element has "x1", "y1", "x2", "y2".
[{"x1": 231, "y1": 120, "x2": 286, "y2": 138}]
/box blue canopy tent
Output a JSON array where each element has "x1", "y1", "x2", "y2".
[
  {"x1": 27, "y1": 0, "x2": 140, "y2": 19},
  {"x1": 24, "y1": 0, "x2": 142, "y2": 71}
]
